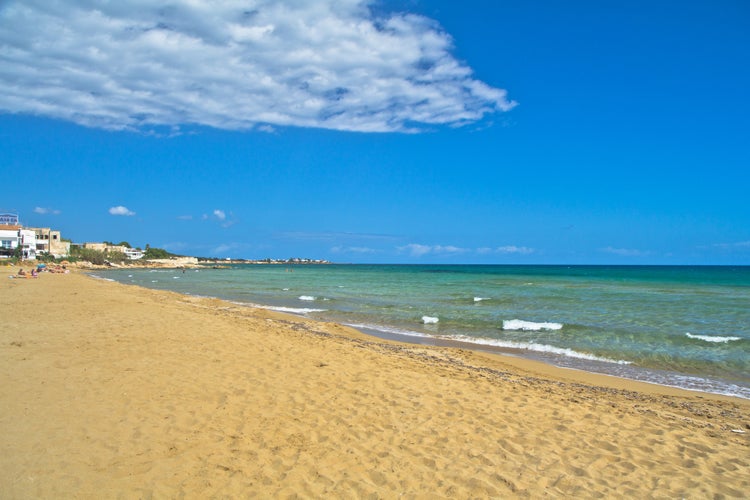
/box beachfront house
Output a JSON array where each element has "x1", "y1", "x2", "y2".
[
  {"x1": 0, "y1": 224, "x2": 37, "y2": 260},
  {"x1": 123, "y1": 247, "x2": 144, "y2": 260},
  {"x1": 84, "y1": 242, "x2": 144, "y2": 260},
  {"x1": 29, "y1": 227, "x2": 70, "y2": 258}
]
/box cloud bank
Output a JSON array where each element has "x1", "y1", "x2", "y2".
[
  {"x1": 0, "y1": 0, "x2": 515, "y2": 133},
  {"x1": 399, "y1": 243, "x2": 536, "y2": 258}
]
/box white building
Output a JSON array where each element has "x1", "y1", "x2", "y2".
[
  {"x1": 124, "y1": 247, "x2": 144, "y2": 260},
  {"x1": 30, "y1": 227, "x2": 70, "y2": 258},
  {"x1": 83, "y1": 242, "x2": 144, "y2": 260},
  {"x1": 0, "y1": 225, "x2": 37, "y2": 260}
]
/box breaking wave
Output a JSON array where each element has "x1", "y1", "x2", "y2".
[
  {"x1": 447, "y1": 335, "x2": 631, "y2": 365},
  {"x1": 503, "y1": 319, "x2": 563, "y2": 331},
  {"x1": 264, "y1": 305, "x2": 327, "y2": 314},
  {"x1": 685, "y1": 333, "x2": 742, "y2": 343}
]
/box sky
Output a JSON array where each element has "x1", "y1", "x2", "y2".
[{"x1": 1, "y1": 0, "x2": 748, "y2": 264}]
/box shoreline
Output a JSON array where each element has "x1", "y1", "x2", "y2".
[
  {"x1": 91, "y1": 266, "x2": 750, "y2": 401},
  {"x1": 2, "y1": 267, "x2": 749, "y2": 497},
  {"x1": 344, "y1": 323, "x2": 750, "y2": 401},
  {"x1": 346, "y1": 323, "x2": 750, "y2": 401},
  {"x1": 90, "y1": 268, "x2": 748, "y2": 402}
]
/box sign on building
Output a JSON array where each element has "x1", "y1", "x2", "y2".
[{"x1": 0, "y1": 213, "x2": 19, "y2": 225}]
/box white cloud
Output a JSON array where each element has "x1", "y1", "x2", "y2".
[
  {"x1": 331, "y1": 245, "x2": 377, "y2": 254},
  {"x1": 601, "y1": 246, "x2": 651, "y2": 257},
  {"x1": 278, "y1": 231, "x2": 398, "y2": 242},
  {"x1": 398, "y1": 243, "x2": 469, "y2": 257},
  {"x1": 200, "y1": 209, "x2": 233, "y2": 226},
  {"x1": 0, "y1": 0, "x2": 515, "y2": 133},
  {"x1": 477, "y1": 245, "x2": 535, "y2": 255},
  {"x1": 399, "y1": 243, "x2": 433, "y2": 257},
  {"x1": 495, "y1": 245, "x2": 535, "y2": 255},
  {"x1": 711, "y1": 241, "x2": 750, "y2": 251},
  {"x1": 212, "y1": 243, "x2": 235, "y2": 255},
  {"x1": 33, "y1": 206, "x2": 61, "y2": 215},
  {"x1": 109, "y1": 205, "x2": 135, "y2": 216}
]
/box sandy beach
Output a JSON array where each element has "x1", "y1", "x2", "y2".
[{"x1": 1, "y1": 266, "x2": 748, "y2": 498}]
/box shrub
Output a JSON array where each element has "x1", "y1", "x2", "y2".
[
  {"x1": 74, "y1": 248, "x2": 106, "y2": 265},
  {"x1": 143, "y1": 247, "x2": 175, "y2": 259},
  {"x1": 106, "y1": 251, "x2": 128, "y2": 263}
]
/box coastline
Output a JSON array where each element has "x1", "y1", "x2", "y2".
[
  {"x1": 2, "y1": 266, "x2": 748, "y2": 497},
  {"x1": 97, "y1": 263, "x2": 750, "y2": 401}
]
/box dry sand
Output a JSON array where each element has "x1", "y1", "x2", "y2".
[{"x1": 1, "y1": 266, "x2": 748, "y2": 498}]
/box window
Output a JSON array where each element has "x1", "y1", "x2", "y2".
[{"x1": 1, "y1": 240, "x2": 13, "y2": 249}]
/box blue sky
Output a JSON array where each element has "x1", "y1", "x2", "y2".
[{"x1": 1, "y1": 0, "x2": 748, "y2": 264}]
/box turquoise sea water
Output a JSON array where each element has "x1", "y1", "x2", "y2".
[{"x1": 96, "y1": 265, "x2": 750, "y2": 399}]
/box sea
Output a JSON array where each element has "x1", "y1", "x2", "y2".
[{"x1": 95, "y1": 264, "x2": 750, "y2": 400}]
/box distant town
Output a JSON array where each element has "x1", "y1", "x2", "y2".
[{"x1": 0, "y1": 212, "x2": 329, "y2": 266}]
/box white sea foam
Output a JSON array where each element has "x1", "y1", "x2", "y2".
[
  {"x1": 299, "y1": 295, "x2": 316, "y2": 301},
  {"x1": 685, "y1": 332, "x2": 742, "y2": 343},
  {"x1": 228, "y1": 300, "x2": 326, "y2": 315},
  {"x1": 422, "y1": 316, "x2": 439, "y2": 324},
  {"x1": 345, "y1": 323, "x2": 431, "y2": 339},
  {"x1": 264, "y1": 305, "x2": 327, "y2": 314},
  {"x1": 282, "y1": 288, "x2": 290, "y2": 291},
  {"x1": 342, "y1": 322, "x2": 630, "y2": 365},
  {"x1": 89, "y1": 274, "x2": 115, "y2": 282},
  {"x1": 503, "y1": 319, "x2": 563, "y2": 331},
  {"x1": 447, "y1": 335, "x2": 631, "y2": 365},
  {"x1": 473, "y1": 297, "x2": 490, "y2": 302}
]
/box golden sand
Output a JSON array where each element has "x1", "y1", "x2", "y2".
[{"x1": 1, "y1": 266, "x2": 748, "y2": 498}]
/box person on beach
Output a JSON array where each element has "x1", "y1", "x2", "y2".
[{"x1": 17, "y1": 268, "x2": 26, "y2": 277}]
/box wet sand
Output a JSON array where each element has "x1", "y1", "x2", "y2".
[{"x1": 1, "y1": 266, "x2": 748, "y2": 498}]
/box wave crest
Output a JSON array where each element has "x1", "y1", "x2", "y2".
[
  {"x1": 685, "y1": 332, "x2": 742, "y2": 343},
  {"x1": 503, "y1": 319, "x2": 563, "y2": 331},
  {"x1": 448, "y1": 335, "x2": 630, "y2": 365}
]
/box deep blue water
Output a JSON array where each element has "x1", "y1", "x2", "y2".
[{"x1": 96, "y1": 265, "x2": 750, "y2": 399}]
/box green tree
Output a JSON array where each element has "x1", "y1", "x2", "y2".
[{"x1": 143, "y1": 247, "x2": 173, "y2": 259}]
